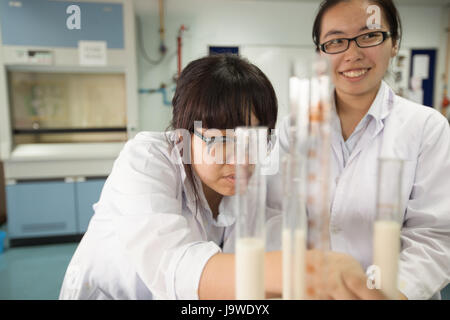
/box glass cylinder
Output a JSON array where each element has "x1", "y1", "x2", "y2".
[
  {"x1": 234, "y1": 127, "x2": 268, "y2": 300},
  {"x1": 281, "y1": 66, "x2": 310, "y2": 300},
  {"x1": 373, "y1": 158, "x2": 403, "y2": 300},
  {"x1": 304, "y1": 54, "x2": 332, "y2": 299},
  {"x1": 281, "y1": 154, "x2": 307, "y2": 300}
]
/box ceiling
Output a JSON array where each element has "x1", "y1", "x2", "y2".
[
  {"x1": 231, "y1": 0, "x2": 450, "y2": 6},
  {"x1": 133, "y1": 0, "x2": 450, "y2": 17}
]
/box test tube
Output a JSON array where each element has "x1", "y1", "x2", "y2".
[
  {"x1": 235, "y1": 127, "x2": 268, "y2": 300},
  {"x1": 281, "y1": 63, "x2": 309, "y2": 300},
  {"x1": 281, "y1": 154, "x2": 307, "y2": 300},
  {"x1": 373, "y1": 158, "x2": 403, "y2": 300},
  {"x1": 305, "y1": 54, "x2": 332, "y2": 299}
]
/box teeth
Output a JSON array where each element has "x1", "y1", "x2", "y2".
[{"x1": 342, "y1": 69, "x2": 368, "y2": 78}]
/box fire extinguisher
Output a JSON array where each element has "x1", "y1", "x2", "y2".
[
  {"x1": 443, "y1": 13, "x2": 450, "y2": 119},
  {"x1": 442, "y1": 92, "x2": 450, "y2": 117}
]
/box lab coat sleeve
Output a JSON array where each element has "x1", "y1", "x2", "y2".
[
  {"x1": 398, "y1": 113, "x2": 450, "y2": 300},
  {"x1": 106, "y1": 137, "x2": 221, "y2": 300}
]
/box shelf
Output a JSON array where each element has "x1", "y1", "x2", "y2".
[{"x1": 14, "y1": 127, "x2": 127, "y2": 134}]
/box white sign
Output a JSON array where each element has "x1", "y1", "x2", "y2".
[
  {"x1": 412, "y1": 54, "x2": 429, "y2": 79},
  {"x1": 78, "y1": 41, "x2": 107, "y2": 66}
]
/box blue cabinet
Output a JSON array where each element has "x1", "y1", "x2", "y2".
[
  {"x1": 6, "y1": 181, "x2": 77, "y2": 238},
  {"x1": 6, "y1": 179, "x2": 106, "y2": 240},
  {"x1": 75, "y1": 179, "x2": 105, "y2": 233}
]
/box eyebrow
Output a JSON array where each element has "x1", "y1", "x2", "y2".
[{"x1": 322, "y1": 26, "x2": 372, "y2": 40}]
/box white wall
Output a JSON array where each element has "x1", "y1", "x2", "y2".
[{"x1": 134, "y1": 0, "x2": 450, "y2": 131}]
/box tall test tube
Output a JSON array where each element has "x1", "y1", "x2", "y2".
[
  {"x1": 373, "y1": 158, "x2": 403, "y2": 299},
  {"x1": 235, "y1": 127, "x2": 268, "y2": 300},
  {"x1": 281, "y1": 63, "x2": 309, "y2": 300},
  {"x1": 305, "y1": 54, "x2": 332, "y2": 299}
]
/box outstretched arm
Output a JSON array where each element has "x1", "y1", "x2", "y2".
[{"x1": 198, "y1": 251, "x2": 282, "y2": 299}]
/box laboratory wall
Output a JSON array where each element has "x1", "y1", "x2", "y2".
[{"x1": 135, "y1": 0, "x2": 450, "y2": 132}]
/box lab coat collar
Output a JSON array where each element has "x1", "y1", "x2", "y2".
[
  {"x1": 367, "y1": 81, "x2": 387, "y2": 122},
  {"x1": 372, "y1": 81, "x2": 395, "y2": 138},
  {"x1": 330, "y1": 81, "x2": 394, "y2": 168},
  {"x1": 331, "y1": 81, "x2": 393, "y2": 138},
  {"x1": 195, "y1": 174, "x2": 237, "y2": 228},
  {"x1": 216, "y1": 195, "x2": 237, "y2": 227},
  {"x1": 166, "y1": 131, "x2": 197, "y2": 212}
]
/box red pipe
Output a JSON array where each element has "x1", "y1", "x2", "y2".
[
  {"x1": 177, "y1": 35, "x2": 181, "y2": 77},
  {"x1": 177, "y1": 25, "x2": 186, "y2": 78}
]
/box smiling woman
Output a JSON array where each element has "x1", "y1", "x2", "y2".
[
  {"x1": 313, "y1": 0, "x2": 401, "y2": 120},
  {"x1": 276, "y1": 0, "x2": 450, "y2": 300}
]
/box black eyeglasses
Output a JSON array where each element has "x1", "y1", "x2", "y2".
[{"x1": 320, "y1": 31, "x2": 392, "y2": 54}]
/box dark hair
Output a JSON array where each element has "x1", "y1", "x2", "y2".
[
  {"x1": 312, "y1": 0, "x2": 402, "y2": 51},
  {"x1": 169, "y1": 54, "x2": 278, "y2": 211}
]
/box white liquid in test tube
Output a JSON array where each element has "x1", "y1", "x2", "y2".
[
  {"x1": 282, "y1": 229, "x2": 306, "y2": 299},
  {"x1": 280, "y1": 60, "x2": 314, "y2": 300},
  {"x1": 373, "y1": 158, "x2": 403, "y2": 300},
  {"x1": 234, "y1": 127, "x2": 267, "y2": 300},
  {"x1": 373, "y1": 220, "x2": 401, "y2": 300},
  {"x1": 235, "y1": 237, "x2": 265, "y2": 300}
]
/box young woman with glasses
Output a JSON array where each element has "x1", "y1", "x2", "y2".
[{"x1": 277, "y1": 0, "x2": 450, "y2": 299}]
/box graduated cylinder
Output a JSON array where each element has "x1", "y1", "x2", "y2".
[
  {"x1": 283, "y1": 55, "x2": 332, "y2": 299},
  {"x1": 234, "y1": 127, "x2": 268, "y2": 300},
  {"x1": 373, "y1": 158, "x2": 403, "y2": 300},
  {"x1": 281, "y1": 67, "x2": 311, "y2": 300}
]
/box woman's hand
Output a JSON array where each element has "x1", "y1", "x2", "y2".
[{"x1": 305, "y1": 250, "x2": 391, "y2": 300}]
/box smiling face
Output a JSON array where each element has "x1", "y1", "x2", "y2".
[{"x1": 319, "y1": 0, "x2": 398, "y2": 99}]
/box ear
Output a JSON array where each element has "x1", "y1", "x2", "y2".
[{"x1": 391, "y1": 40, "x2": 399, "y2": 58}]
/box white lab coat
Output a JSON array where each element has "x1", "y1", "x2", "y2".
[
  {"x1": 59, "y1": 131, "x2": 281, "y2": 300},
  {"x1": 274, "y1": 81, "x2": 450, "y2": 300}
]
